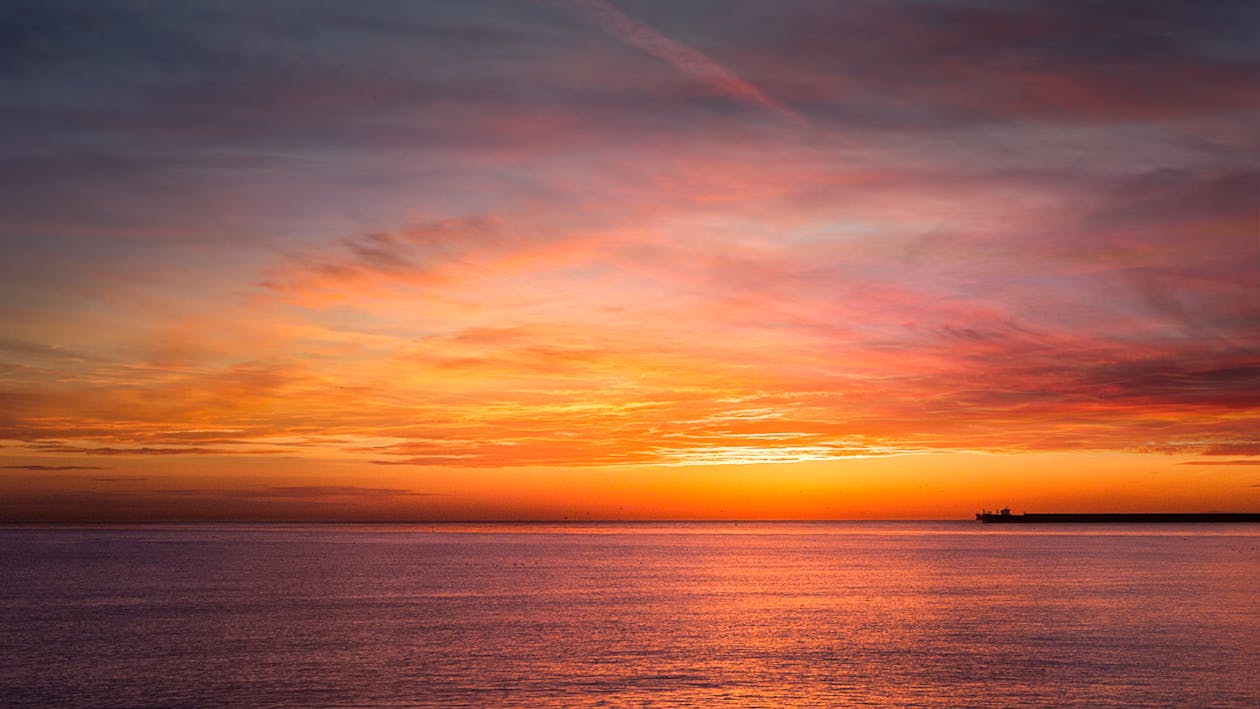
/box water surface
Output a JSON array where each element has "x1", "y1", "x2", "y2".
[{"x1": 2, "y1": 522, "x2": 1257, "y2": 706}]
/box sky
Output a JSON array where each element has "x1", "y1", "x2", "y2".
[{"x1": 1, "y1": 0, "x2": 1258, "y2": 521}]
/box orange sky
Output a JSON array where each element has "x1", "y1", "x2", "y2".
[{"x1": 2, "y1": 1, "x2": 1258, "y2": 520}]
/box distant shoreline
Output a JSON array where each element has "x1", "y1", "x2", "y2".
[{"x1": 976, "y1": 512, "x2": 1260, "y2": 524}]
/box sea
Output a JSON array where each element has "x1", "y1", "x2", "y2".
[{"x1": 1, "y1": 521, "x2": 1257, "y2": 707}]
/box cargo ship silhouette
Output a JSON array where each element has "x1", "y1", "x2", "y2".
[{"x1": 976, "y1": 507, "x2": 1260, "y2": 523}]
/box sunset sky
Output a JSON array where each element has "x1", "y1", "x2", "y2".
[{"x1": 2, "y1": 0, "x2": 1257, "y2": 520}]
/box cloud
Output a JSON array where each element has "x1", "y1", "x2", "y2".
[
  {"x1": 260, "y1": 217, "x2": 520, "y2": 303},
  {"x1": 0, "y1": 485, "x2": 445, "y2": 522},
  {"x1": 158, "y1": 486, "x2": 442, "y2": 500},
  {"x1": 1, "y1": 0, "x2": 1256, "y2": 478},
  {"x1": 767, "y1": 0, "x2": 1260, "y2": 124},
  {"x1": 27, "y1": 446, "x2": 287, "y2": 456},
  {"x1": 1181, "y1": 460, "x2": 1260, "y2": 466},
  {"x1": 1201, "y1": 443, "x2": 1260, "y2": 457},
  {"x1": 546, "y1": 0, "x2": 801, "y2": 122},
  {"x1": 2, "y1": 464, "x2": 106, "y2": 471},
  {"x1": 256, "y1": 486, "x2": 441, "y2": 499},
  {"x1": 1077, "y1": 359, "x2": 1260, "y2": 409}
]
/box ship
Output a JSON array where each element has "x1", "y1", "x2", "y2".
[{"x1": 975, "y1": 507, "x2": 1260, "y2": 523}]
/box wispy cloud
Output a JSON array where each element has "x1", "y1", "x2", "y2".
[
  {"x1": 2, "y1": 464, "x2": 107, "y2": 471},
  {"x1": 547, "y1": 0, "x2": 802, "y2": 122},
  {"x1": 27, "y1": 445, "x2": 292, "y2": 456},
  {"x1": 158, "y1": 486, "x2": 443, "y2": 500}
]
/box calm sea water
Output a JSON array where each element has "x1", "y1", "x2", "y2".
[{"x1": 1, "y1": 522, "x2": 1257, "y2": 707}]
